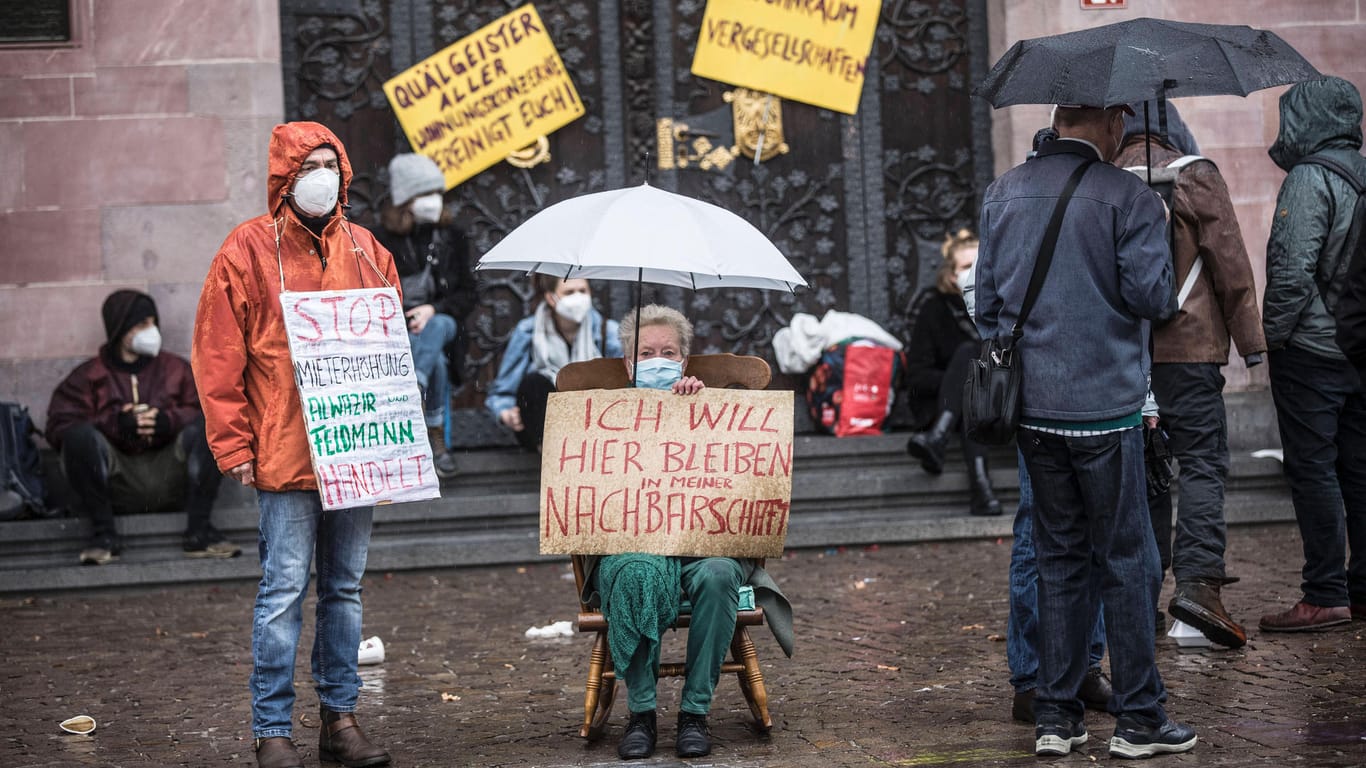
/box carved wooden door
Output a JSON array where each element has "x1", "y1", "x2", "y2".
[{"x1": 280, "y1": 0, "x2": 993, "y2": 444}]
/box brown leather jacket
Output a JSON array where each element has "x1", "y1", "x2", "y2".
[{"x1": 1115, "y1": 138, "x2": 1267, "y2": 364}]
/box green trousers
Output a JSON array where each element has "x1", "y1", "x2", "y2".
[{"x1": 604, "y1": 556, "x2": 746, "y2": 715}]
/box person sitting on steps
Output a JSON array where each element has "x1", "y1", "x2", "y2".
[{"x1": 903, "y1": 229, "x2": 1002, "y2": 516}]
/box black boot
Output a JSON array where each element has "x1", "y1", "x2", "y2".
[
  {"x1": 907, "y1": 411, "x2": 954, "y2": 475},
  {"x1": 675, "y1": 711, "x2": 712, "y2": 758},
  {"x1": 618, "y1": 709, "x2": 657, "y2": 760},
  {"x1": 969, "y1": 456, "x2": 1002, "y2": 516}
]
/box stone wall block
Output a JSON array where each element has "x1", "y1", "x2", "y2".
[
  {"x1": 187, "y1": 62, "x2": 283, "y2": 118},
  {"x1": 102, "y1": 203, "x2": 245, "y2": 284},
  {"x1": 1, "y1": 209, "x2": 102, "y2": 285},
  {"x1": 93, "y1": 0, "x2": 262, "y2": 66},
  {"x1": 221, "y1": 116, "x2": 283, "y2": 211},
  {"x1": 0, "y1": 283, "x2": 147, "y2": 361},
  {"x1": 24, "y1": 117, "x2": 227, "y2": 208},
  {"x1": 1161, "y1": 0, "x2": 1360, "y2": 27},
  {"x1": 74, "y1": 65, "x2": 189, "y2": 116},
  {"x1": 0, "y1": 357, "x2": 91, "y2": 436},
  {"x1": 0, "y1": 122, "x2": 23, "y2": 210},
  {"x1": 0, "y1": 76, "x2": 73, "y2": 119}
]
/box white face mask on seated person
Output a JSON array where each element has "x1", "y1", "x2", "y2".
[
  {"x1": 632, "y1": 357, "x2": 684, "y2": 390},
  {"x1": 129, "y1": 325, "x2": 162, "y2": 358},
  {"x1": 409, "y1": 192, "x2": 444, "y2": 224},
  {"x1": 554, "y1": 292, "x2": 593, "y2": 324},
  {"x1": 292, "y1": 167, "x2": 340, "y2": 217}
]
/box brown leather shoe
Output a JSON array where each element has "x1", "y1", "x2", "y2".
[
  {"x1": 1259, "y1": 600, "x2": 1351, "y2": 632},
  {"x1": 255, "y1": 737, "x2": 303, "y2": 768},
  {"x1": 319, "y1": 707, "x2": 391, "y2": 767},
  {"x1": 1169, "y1": 579, "x2": 1247, "y2": 648}
]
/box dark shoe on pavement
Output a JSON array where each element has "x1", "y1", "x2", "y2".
[
  {"x1": 1169, "y1": 579, "x2": 1247, "y2": 648},
  {"x1": 255, "y1": 737, "x2": 303, "y2": 768},
  {"x1": 906, "y1": 411, "x2": 953, "y2": 475},
  {"x1": 1078, "y1": 667, "x2": 1114, "y2": 713},
  {"x1": 1352, "y1": 603, "x2": 1366, "y2": 621},
  {"x1": 675, "y1": 711, "x2": 711, "y2": 758},
  {"x1": 184, "y1": 528, "x2": 242, "y2": 559},
  {"x1": 1109, "y1": 719, "x2": 1197, "y2": 758},
  {"x1": 428, "y1": 427, "x2": 459, "y2": 480},
  {"x1": 79, "y1": 535, "x2": 120, "y2": 565},
  {"x1": 1258, "y1": 600, "x2": 1352, "y2": 632},
  {"x1": 1155, "y1": 609, "x2": 1166, "y2": 636},
  {"x1": 617, "y1": 709, "x2": 657, "y2": 760},
  {"x1": 318, "y1": 707, "x2": 390, "y2": 767},
  {"x1": 1011, "y1": 688, "x2": 1034, "y2": 723},
  {"x1": 1035, "y1": 718, "x2": 1087, "y2": 756}
]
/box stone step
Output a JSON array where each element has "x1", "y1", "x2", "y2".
[{"x1": 0, "y1": 435, "x2": 1292, "y2": 594}]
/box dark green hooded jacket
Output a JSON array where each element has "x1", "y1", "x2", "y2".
[{"x1": 1264, "y1": 76, "x2": 1366, "y2": 358}]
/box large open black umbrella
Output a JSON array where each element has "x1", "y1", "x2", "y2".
[{"x1": 975, "y1": 17, "x2": 1319, "y2": 110}]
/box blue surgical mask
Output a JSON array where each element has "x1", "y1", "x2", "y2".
[{"x1": 633, "y1": 357, "x2": 684, "y2": 390}]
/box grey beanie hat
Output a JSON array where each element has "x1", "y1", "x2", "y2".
[{"x1": 388, "y1": 153, "x2": 445, "y2": 206}]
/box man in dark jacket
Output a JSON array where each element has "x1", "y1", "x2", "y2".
[
  {"x1": 978, "y1": 104, "x2": 1194, "y2": 759},
  {"x1": 1114, "y1": 102, "x2": 1268, "y2": 649},
  {"x1": 46, "y1": 290, "x2": 238, "y2": 565},
  {"x1": 1259, "y1": 76, "x2": 1366, "y2": 632}
]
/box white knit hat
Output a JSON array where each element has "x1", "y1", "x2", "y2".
[{"x1": 388, "y1": 153, "x2": 445, "y2": 206}]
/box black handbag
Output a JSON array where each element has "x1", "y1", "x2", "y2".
[{"x1": 964, "y1": 159, "x2": 1094, "y2": 445}]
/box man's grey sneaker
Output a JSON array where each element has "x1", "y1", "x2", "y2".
[
  {"x1": 1035, "y1": 719, "x2": 1087, "y2": 756},
  {"x1": 1109, "y1": 719, "x2": 1197, "y2": 759}
]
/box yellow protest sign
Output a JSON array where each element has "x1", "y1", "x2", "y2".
[
  {"x1": 382, "y1": 4, "x2": 584, "y2": 188},
  {"x1": 690, "y1": 0, "x2": 882, "y2": 115},
  {"x1": 539, "y1": 388, "x2": 795, "y2": 558}
]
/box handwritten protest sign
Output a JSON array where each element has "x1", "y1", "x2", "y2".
[
  {"x1": 539, "y1": 388, "x2": 794, "y2": 558},
  {"x1": 690, "y1": 0, "x2": 882, "y2": 114},
  {"x1": 382, "y1": 4, "x2": 585, "y2": 189},
  {"x1": 281, "y1": 288, "x2": 441, "y2": 511}
]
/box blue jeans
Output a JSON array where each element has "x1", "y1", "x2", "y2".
[
  {"x1": 251, "y1": 490, "x2": 373, "y2": 739},
  {"x1": 1268, "y1": 346, "x2": 1366, "y2": 606},
  {"x1": 1020, "y1": 428, "x2": 1167, "y2": 727},
  {"x1": 1008, "y1": 452, "x2": 1106, "y2": 694},
  {"x1": 409, "y1": 313, "x2": 457, "y2": 429}
]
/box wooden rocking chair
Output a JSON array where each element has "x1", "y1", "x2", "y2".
[{"x1": 556, "y1": 353, "x2": 776, "y2": 740}]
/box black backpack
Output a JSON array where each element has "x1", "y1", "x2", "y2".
[
  {"x1": 1297, "y1": 154, "x2": 1366, "y2": 376},
  {"x1": 0, "y1": 402, "x2": 48, "y2": 520}
]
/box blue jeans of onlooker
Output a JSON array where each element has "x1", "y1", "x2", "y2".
[
  {"x1": 409, "y1": 313, "x2": 457, "y2": 429},
  {"x1": 251, "y1": 490, "x2": 373, "y2": 739},
  {"x1": 1150, "y1": 363, "x2": 1231, "y2": 582},
  {"x1": 1268, "y1": 346, "x2": 1366, "y2": 606},
  {"x1": 1008, "y1": 452, "x2": 1106, "y2": 694},
  {"x1": 1020, "y1": 428, "x2": 1167, "y2": 727}
]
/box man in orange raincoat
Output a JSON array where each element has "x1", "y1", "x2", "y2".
[{"x1": 193, "y1": 122, "x2": 398, "y2": 768}]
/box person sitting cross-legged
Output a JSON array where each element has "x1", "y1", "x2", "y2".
[{"x1": 576, "y1": 305, "x2": 793, "y2": 761}]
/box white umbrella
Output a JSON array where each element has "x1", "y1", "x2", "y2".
[{"x1": 474, "y1": 182, "x2": 807, "y2": 292}]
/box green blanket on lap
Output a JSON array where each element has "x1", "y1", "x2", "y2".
[{"x1": 598, "y1": 553, "x2": 682, "y2": 674}]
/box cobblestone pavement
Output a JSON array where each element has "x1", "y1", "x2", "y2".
[{"x1": 3, "y1": 522, "x2": 1364, "y2": 767}]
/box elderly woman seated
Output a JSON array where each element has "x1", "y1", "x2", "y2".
[{"x1": 577, "y1": 304, "x2": 792, "y2": 761}]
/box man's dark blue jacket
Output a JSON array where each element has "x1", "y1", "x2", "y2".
[{"x1": 976, "y1": 139, "x2": 1175, "y2": 423}]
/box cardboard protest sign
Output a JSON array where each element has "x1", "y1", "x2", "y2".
[
  {"x1": 382, "y1": 3, "x2": 585, "y2": 189},
  {"x1": 281, "y1": 288, "x2": 441, "y2": 510},
  {"x1": 690, "y1": 0, "x2": 882, "y2": 115},
  {"x1": 539, "y1": 388, "x2": 794, "y2": 558}
]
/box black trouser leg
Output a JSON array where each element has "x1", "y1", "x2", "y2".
[
  {"x1": 937, "y1": 341, "x2": 978, "y2": 419},
  {"x1": 179, "y1": 416, "x2": 222, "y2": 539},
  {"x1": 60, "y1": 422, "x2": 117, "y2": 540},
  {"x1": 515, "y1": 373, "x2": 557, "y2": 450}
]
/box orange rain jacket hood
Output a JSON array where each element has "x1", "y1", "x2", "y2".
[{"x1": 192, "y1": 122, "x2": 400, "y2": 492}]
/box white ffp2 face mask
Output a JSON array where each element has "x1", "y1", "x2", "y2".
[
  {"x1": 410, "y1": 193, "x2": 444, "y2": 224},
  {"x1": 292, "y1": 168, "x2": 340, "y2": 217},
  {"x1": 130, "y1": 326, "x2": 162, "y2": 357},
  {"x1": 553, "y1": 292, "x2": 593, "y2": 324}
]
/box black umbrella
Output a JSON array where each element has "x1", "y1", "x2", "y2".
[{"x1": 975, "y1": 17, "x2": 1320, "y2": 109}]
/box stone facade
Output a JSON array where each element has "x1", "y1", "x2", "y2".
[
  {"x1": 986, "y1": 0, "x2": 1366, "y2": 393},
  {"x1": 1, "y1": 0, "x2": 1363, "y2": 436},
  {"x1": 0, "y1": 0, "x2": 282, "y2": 430}
]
